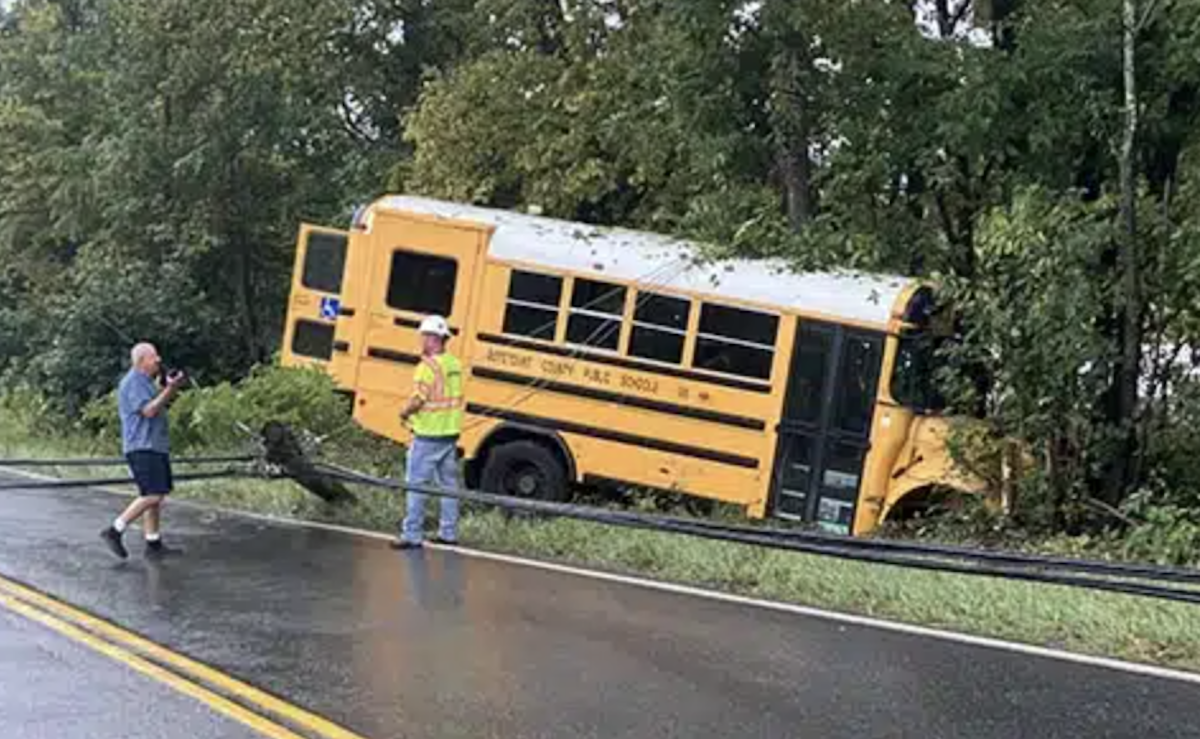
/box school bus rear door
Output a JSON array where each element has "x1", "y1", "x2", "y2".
[{"x1": 281, "y1": 224, "x2": 349, "y2": 376}]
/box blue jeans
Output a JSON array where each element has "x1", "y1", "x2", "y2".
[{"x1": 400, "y1": 437, "x2": 460, "y2": 543}]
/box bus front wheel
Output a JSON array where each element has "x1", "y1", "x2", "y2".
[{"x1": 479, "y1": 440, "x2": 569, "y2": 502}]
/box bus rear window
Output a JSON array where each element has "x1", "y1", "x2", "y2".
[
  {"x1": 692, "y1": 304, "x2": 778, "y2": 380},
  {"x1": 291, "y1": 319, "x2": 335, "y2": 360},
  {"x1": 301, "y1": 232, "x2": 347, "y2": 294},
  {"x1": 386, "y1": 250, "x2": 457, "y2": 316}
]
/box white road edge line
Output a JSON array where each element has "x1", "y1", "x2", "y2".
[{"x1": 4, "y1": 465, "x2": 1200, "y2": 686}]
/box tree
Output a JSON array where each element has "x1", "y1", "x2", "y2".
[
  {"x1": 1106, "y1": 0, "x2": 1142, "y2": 503},
  {"x1": 8, "y1": 0, "x2": 1200, "y2": 533},
  {"x1": 0, "y1": 0, "x2": 413, "y2": 406}
]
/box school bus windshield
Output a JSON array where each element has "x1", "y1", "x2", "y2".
[{"x1": 891, "y1": 331, "x2": 947, "y2": 414}]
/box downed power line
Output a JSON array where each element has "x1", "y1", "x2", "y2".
[
  {"x1": 3, "y1": 421, "x2": 1199, "y2": 603},
  {"x1": 311, "y1": 462, "x2": 1200, "y2": 605}
]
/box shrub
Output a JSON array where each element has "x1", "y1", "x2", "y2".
[
  {"x1": 0, "y1": 387, "x2": 63, "y2": 442},
  {"x1": 77, "y1": 365, "x2": 403, "y2": 474},
  {"x1": 1119, "y1": 494, "x2": 1200, "y2": 566}
]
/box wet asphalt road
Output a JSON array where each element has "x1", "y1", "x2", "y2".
[
  {"x1": 0, "y1": 602, "x2": 261, "y2": 739},
  {"x1": 1, "y1": 474, "x2": 1198, "y2": 738}
]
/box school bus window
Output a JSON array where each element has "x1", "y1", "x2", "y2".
[
  {"x1": 891, "y1": 331, "x2": 947, "y2": 413},
  {"x1": 385, "y1": 250, "x2": 457, "y2": 316},
  {"x1": 567, "y1": 278, "x2": 626, "y2": 351},
  {"x1": 776, "y1": 435, "x2": 815, "y2": 517},
  {"x1": 817, "y1": 440, "x2": 866, "y2": 531},
  {"x1": 291, "y1": 319, "x2": 335, "y2": 360},
  {"x1": 786, "y1": 324, "x2": 834, "y2": 424},
  {"x1": 629, "y1": 292, "x2": 689, "y2": 364},
  {"x1": 301, "y1": 232, "x2": 347, "y2": 294},
  {"x1": 693, "y1": 303, "x2": 778, "y2": 380},
  {"x1": 503, "y1": 270, "x2": 562, "y2": 340},
  {"x1": 832, "y1": 336, "x2": 882, "y2": 435}
]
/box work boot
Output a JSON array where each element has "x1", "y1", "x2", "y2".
[{"x1": 100, "y1": 527, "x2": 128, "y2": 560}]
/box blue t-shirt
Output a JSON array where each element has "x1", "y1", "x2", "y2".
[{"x1": 118, "y1": 369, "x2": 170, "y2": 454}]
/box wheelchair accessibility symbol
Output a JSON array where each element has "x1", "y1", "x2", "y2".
[{"x1": 319, "y1": 296, "x2": 341, "y2": 320}]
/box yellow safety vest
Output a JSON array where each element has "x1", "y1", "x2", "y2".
[{"x1": 411, "y1": 352, "x2": 464, "y2": 438}]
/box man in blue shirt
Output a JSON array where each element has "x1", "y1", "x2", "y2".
[{"x1": 100, "y1": 343, "x2": 187, "y2": 559}]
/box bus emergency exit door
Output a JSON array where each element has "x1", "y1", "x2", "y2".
[{"x1": 281, "y1": 224, "x2": 349, "y2": 370}]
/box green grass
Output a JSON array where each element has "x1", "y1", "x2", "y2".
[{"x1": 3, "y1": 427, "x2": 1200, "y2": 673}]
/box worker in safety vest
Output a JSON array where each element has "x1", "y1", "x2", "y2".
[{"x1": 392, "y1": 315, "x2": 464, "y2": 549}]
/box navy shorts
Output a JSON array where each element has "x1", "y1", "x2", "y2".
[{"x1": 126, "y1": 451, "x2": 173, "y2": 497}]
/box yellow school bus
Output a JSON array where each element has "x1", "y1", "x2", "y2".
[{"x1": 281, "y1": 195, "x2": 982, "y2": 535}]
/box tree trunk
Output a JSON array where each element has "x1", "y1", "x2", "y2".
[
  {"x1": 770, "y1": 40, "x2": 813, "y2": 231},
  {"x1": 229, "y1": 156, "x2": 261, "y2": 366},
  {"x1": 977, "y1": 0, "x2": 1023, "y2": 50},
  {"x1": 934, "y1": 0, "x2": 951, "y2": 37},
  {"x1": 1104, "y1": 0, "x2": 1143, "y2": 505},
  {"x1": 237, "y1": 234, "x2": 261, "y2": 365},
  {"x1": 534, "y1": 0, "x2": 566, "y2": 56}
]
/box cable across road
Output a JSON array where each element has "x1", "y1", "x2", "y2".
[
  {"x1": 0, "y1": 454, "x2": 256, "y2": 468},
  {"x1": 0, "y1": 468, "x2": 259, "y2": 491},
  {"x1": 3, "y1": 450, "x2": 1200, "y2": 604}
]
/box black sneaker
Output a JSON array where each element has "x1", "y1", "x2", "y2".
[
  {"x1": 389, "y1": 539, "x2": 423, "y2": 551},
  {"x1": 145, "y1": 540, "x2": 182, "y2": 558},
  {"x1": 100, "y1": 527, "x2": 128, "y2": 560},
  {"x1": 431, "y1": 537, "x2": 459, "y2": 547}
]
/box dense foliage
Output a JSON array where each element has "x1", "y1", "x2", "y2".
[{"x1": 4, "y1": 0, "x2": 1200, "y2": 532}]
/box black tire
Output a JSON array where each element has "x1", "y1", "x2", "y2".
[{"x1": 479, "y1": 440, "x2": 569, "y2": 503}]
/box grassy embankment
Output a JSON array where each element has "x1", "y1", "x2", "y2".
[{"x1": 2, "y1": 408, "x2": 1198, "y2": 673}]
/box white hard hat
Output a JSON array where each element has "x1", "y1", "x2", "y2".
[{"x1": 418, "y1": 315, "x2": 452, "y2": 338}]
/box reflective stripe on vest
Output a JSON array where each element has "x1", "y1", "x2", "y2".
[
  {"x1": 412, "y1": 353, "x2": 463, "y2": 437},
  {"x1": 420, "y1": 357, "x2": 461, "y2": 410}
]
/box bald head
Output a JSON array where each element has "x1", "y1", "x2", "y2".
[{"x1": 130, "y1": 343, "x2": 161, "y2": 376}]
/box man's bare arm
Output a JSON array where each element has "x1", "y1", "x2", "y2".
[
  {"x1": 400, "y1": 395, "x2": 425, "y2": 425},
  {"x1": 141, "y1": 373, "x2": 185, "y2": 418}
]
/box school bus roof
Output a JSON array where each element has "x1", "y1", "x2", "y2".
[{"x1": 371, "y1": 195, "x2": 913, "y2": 328}]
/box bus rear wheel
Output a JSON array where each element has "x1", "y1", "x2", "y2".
[{"x1": 480, "y1": 440, "x2": 569, "y2": 503}]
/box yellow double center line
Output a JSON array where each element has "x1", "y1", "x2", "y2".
[{"x1": 0, "y1": 574, "x2": 368, "y2": 739}]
